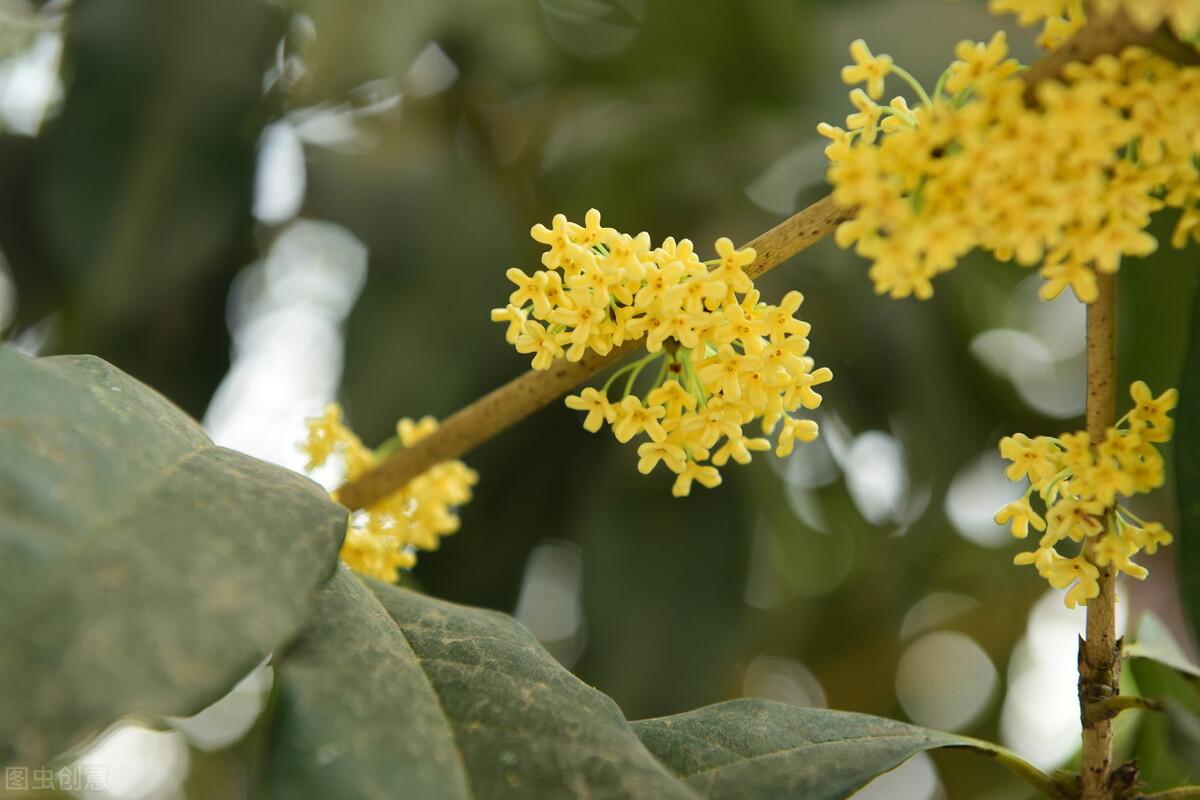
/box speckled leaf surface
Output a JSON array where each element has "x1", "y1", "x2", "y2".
[
  {"x1": 0, "y1": 347, "x2": 346, "y2": 766},
  {"x1": 633, "y1": 700, "x2": 978, "y2": 800},
  {"x1": 268, "y1": 570, "x2": 696, "y2": 800},
  {"x1": 265, "y1": 569, "x2": 470, "y2": 800}
]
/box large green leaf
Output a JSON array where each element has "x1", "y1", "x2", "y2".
[
  {"x1": 0, "y1": 347, "x2": 346, "y2": 766},
  {"x1": 1126, "y1": 614, "x2": 1200, "y2": 792},
  {"x1": 266, "y1": 569, "x2": 696, "y2": 800},
  {"x1": 1126, "y1": 613, "x2": 1200, "y2": 684},
  {"x1": 268, "y1": 571, "x2": 1059, "y2": 799},
  {"x1": 632, "y1": 700, "x2": 1063, "y2": 800}
]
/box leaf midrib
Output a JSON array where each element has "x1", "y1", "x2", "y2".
[{"x1": 647, "y1": 724, "x2": 951, "y2": 780}]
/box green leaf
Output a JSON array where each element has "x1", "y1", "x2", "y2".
[
  {"x1": 632, "y1": 699, "x2": 1065, "y2": 800},
  {"x1": 1126, "y1": 614, "x2": 1200, "y2": 791},
  {"x1": 266, "y1": 570, "x2": 696, "y2": 800},
  {"x1": 0, "y1": 347, "x2": 345, "y2": 766},
  {"x1": 1126, "y1": 613, "x2": 1200, "y2": 683},
  {"x1": 268, "y1": 573, "x2": 1062, "y2": 800},
  {"x1": 1176, "y1": 284, "x2": 1200, "y2": 645}
]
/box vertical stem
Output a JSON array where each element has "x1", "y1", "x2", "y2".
[{"x1": 1080, "y1": 273, "x2": 1118, "y2": 800}]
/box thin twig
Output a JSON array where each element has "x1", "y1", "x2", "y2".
[
  {"x1": 949, "y1": 738, "x2": 1074, "y2": 799},
  {"x1": 1083, "y1": 694, "x2": 1164, "y2": 725},
  {"x1": 335, "y1": 13, "x2": 1181, "y2": 512}
]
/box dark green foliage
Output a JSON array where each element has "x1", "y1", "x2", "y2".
[{"x1": 0, "y1": 348, "x2": 346, "y2": 766}]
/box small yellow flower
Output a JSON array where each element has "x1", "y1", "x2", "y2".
[
  {"x1": 506, "y1": 268, "x2": 563, "y2": 319},
  {"x1": 994, "y1": 497, "x2": 1046, "y2": 539},
  {"x1": 568, "y1": 208, "x2": 607, "y2": 248},
  {"x1": 697, "y1": 344, "x2": 763, "y2": 401},
  {"x1": 1056, "y1": 431, "x2": 1092, "y2": 475},
  {"x1": 607, "y1": 231, "x2": 654, "y2": 282},
  {"x1": 1128, "y1": 521, "x2": 1173, "y2": 555},
  {"x1": 551, "y1": 302, "x2": 606, "y2": 362},
  {"x1": 672, "y1": 462, "x2": 722, "y2": 498},
  {"x1": 637, "y1": 440, "x2": 687, "y2": 475},
  {"x1": 300, "y1": 403, "x2": 354, "y2": 472},
  {"x1": 712, "y1": 238, "x2": 756, "y2": 296},
  {"x1": 530, "y1": 213, "x2": 575, "y2": 269},
  {"x1": 999, "y1": 433, "x2": 1059, "y2": 483},
  {"x1": 1091, "y1": 530, "x2": 1148, "y2": 580},
  {"x1": 1129, "y1": 380, "x2": 1178, "y2": 442},
  {"x1": 515, "y1": 320, "x2": 565, "y2": 370},
  {"x1": 841, "y1": 38, "x2": 894, "y2": 100},
  {"x1": 564, "y1": 387, "x2": 612, "y2": 433},
  {"x1": 490, "y1": 304, "x2": 528, "y2": 345},
  {"x1": 1045, "y1": 498, "x2": 1105, "y2": 542},
  {"x1": 816, "y1": 122, "x2": 854, "y2": 161},
  {"x1": 945, "y1": 31, "x2": 1019, "y2": 95},
  {"x1": 1039, "y1": 261, "x2": 1098, "y2": 304},
  {"x1": 1081, "y1": 458, "x2": 1134, "y2": 507},
  {"x1": 301, "y1": 407, "x2": 477, "y2": 581},
  {"x1": 1029, "y1": 549, "x2": 1101, "y2": 609},
  {"x1": 845, "y1": 89, "x2": 883, "y2": 144},
  {"x1": 776, "y1": 417, "x2": 819, "y2": 458},
  {"x1": 397, "y1": 416, "x2": 439, "y2": 447},
  {"x1": 988, "y1": 0, "x2": 1072, "y2": 28},
  {"x1": 766, "y1": 291, "x2": 811, "y2": 342},
  {"x1": 611, "y1": 396, "x2": 668, "y2": 444},
  {"x1": 1174, "y1": 205, "x2": 1200, "y2": 249},
  {"x1": 1015, "y1": 547, "x2": 1098, "y2": 607},
  {"x1": 681, "y1": 398, "x2": 745, "y2": 450},
  {"x1": 646, "y1": 380, "x2": 697, "y2": 416},
  {"x1": 711, "y1": 432, "x2": 770, "y2": 467}
]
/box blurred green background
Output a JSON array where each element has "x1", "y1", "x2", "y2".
[{"x1": 1, "y1": 0, "x2": 1197, "y2": 797}]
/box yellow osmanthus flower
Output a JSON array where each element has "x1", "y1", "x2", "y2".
[
  {"x1": 821, "y1": 29, "x2": 1200, "y2": 303},
  {"x1": 300, "y1": 404, "x2": 478, "y2": 582},
  {"x1": 995, "y1": 381, "x2": 1177, "y2": 608},
  {"x1": 992, "y1": 0, "x2": 1200, "y2": 48},
  {"x1": 842, "y1": 39, "x2": 894, "y2": 99},
  {"x1": 495, "y1": 210, "x2": 830, "y2": 496}
]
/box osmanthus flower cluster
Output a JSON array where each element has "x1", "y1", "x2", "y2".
[
  {"x1": 995, "y1": 381, "x2": 1177, "y2": 608},
  {"x1": 821, "y1": 25, "x2": 1200, "y2": 303},
  {"x1": 300, "y1": 404, "x2": 477, "y2": 581},
  {"x1": 492, "y1": 210, "x2": 831, "y2": 496},
  {"x1": 992, "y1": 0, "x2": 1200, "y2": 49}
]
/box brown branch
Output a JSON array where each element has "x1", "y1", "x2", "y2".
[
  {"x1": 335, "y1": 13, "x2": 1177, "y2": 513},
  {"x1": 1080, "y1": 273, "x2": 1119, "y2": 800}
]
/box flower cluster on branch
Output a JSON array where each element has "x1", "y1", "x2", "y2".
[
  {"x1": 823, "y1": 27, "x2": 1200, "y2": 302},
  {"x1": 302, "y1": 405, "x2": 477, "y2": 581},
  {"x1": 996, "y1": 381, "x2": 1177, "y2": 607},
  {"x1": 993, "y1": 0, "x2": 1200, "y2": 49},
  {"x1": 493, "y1": 210, "x2": 831, "y2": 495}
]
